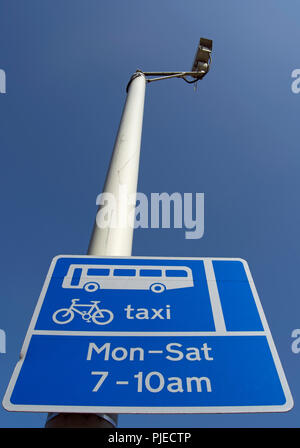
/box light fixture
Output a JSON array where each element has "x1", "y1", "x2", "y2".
[
  {"x1": 129, "y1": 37, "x2": 213, "y2": 87},
  {"x1": 191, "y1": 37, "x2": 213, "y2": 79}
]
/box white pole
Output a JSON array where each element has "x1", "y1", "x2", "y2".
[
  {"x1": 46, "y1": 71, "x2": 146, "y2": 428},
  {"x1": 88, "y1": 71, "x2": 146, "y2": 256}
]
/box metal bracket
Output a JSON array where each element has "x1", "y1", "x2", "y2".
[
  {"x1": 126, "y1": 37, "x2": 212, "y2": 91},
  {"x1": 127, "y1": 62, "x2": 211, "y2": 90}
]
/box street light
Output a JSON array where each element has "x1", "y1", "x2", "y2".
[
  {"x1": 46, "y1": 37, "x2": 213, "y2": 429},
  {"x1": 191, "y1": 37, "x2": 213, "y2": 76},
  {"x1": 133, "y1": 36, "x2": 212, "y2": 85}
]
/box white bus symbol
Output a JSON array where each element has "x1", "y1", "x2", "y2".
[{"x1": 62, "y1": 264, "x2": 194, "y2": 293}]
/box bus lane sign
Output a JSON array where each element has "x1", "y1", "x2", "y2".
[{"x1": 3, "y1": 255, "x2": 293, "y2": 413}]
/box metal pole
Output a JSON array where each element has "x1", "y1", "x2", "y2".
[
  {"x1": 88, "y1": 71, "x2": 146, "y2": 256},
  {"x1": 45, "y1": 71, "x2": 146, "y2": 428}
]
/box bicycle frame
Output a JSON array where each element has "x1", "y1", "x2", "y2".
[{"x1": 69, "y1": 300, "x2": 103, "y2": 319}]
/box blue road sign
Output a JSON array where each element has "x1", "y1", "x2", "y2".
[{"x1": 3, "y1": 255, "x2": 293, "y2": 414}]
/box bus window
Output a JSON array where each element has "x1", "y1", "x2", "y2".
[
  {"x1": 87, "y1": 268, "x2": 110, "y2": 276},
  {"x1": 140, "y1": 269, "x2": 162, "y2": 277},
  {"x1": 113, "y1": 269, "x2": 136, "y2": 276},
  {"x1": 70, "y1": 268, "x2": 82, "y2": 286},
  {"x1": 165, "y1": 269, "x2": 188, "y2": 277}
]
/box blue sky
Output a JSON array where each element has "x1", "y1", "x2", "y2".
[{"x1": 1, "y1": 0, "x2": 300, "y2": 428}]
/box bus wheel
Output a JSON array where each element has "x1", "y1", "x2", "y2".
[
  {"x1": 84, "y1": 282, "x2": 99, "y2": 292},
  {"x1": 150, "y1": 283, "x2": 165, "y2": 293}
]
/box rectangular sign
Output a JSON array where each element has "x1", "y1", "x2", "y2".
[{"x1": 3, "y1": 255, "x2": 293, "y2": 413}]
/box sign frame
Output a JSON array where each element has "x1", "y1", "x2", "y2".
[{"x1": 3, "y1": 255, "x2": 294, "y2": 414}]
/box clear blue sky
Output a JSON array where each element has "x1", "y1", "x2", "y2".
[{"x1": 0, "y1": 0, "x2": 300, "y2": 428}]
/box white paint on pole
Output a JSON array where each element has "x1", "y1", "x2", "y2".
[
  {"x1": 46, "y1": 72, "x2": 146, "y2": 428},
  {"x1": 86, "y1": 72, "x2": 146, "y2": 427},
  {"x1": 88, "y1": 72, "x2": 146, "y2": 257}
]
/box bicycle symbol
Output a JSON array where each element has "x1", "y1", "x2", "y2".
[{"x1": 52, "y1": 299, "x2": 114, "y2": 326}]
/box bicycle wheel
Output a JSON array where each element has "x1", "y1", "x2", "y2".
[
  {"x1": 92, "y1": 309, "x2": 114, "y2": 325},
  {"x1": 52, "y1": 308, "x2": 74, "y2": 324}
]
